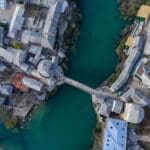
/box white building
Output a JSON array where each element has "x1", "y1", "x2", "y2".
[
  {"x1": 19, "y1": 63, "x2": 29, "y2": 72},
  {"x1": 27, "y1": 0, "x2": 57, "y2": 7},
  {"x1": 22, "y1": 76, "x2": 44, "y2": 92},
  {"x1": 0, "y1": 47, "x2": 16, "y2": 63},
  {"x1": 37, "y1": 59, "x2": 54, "y2": 78},
  {"x1": 0, "y1": 27, "x2": 4, "y2": 46},
  {"x1": 21, "y1": 30, "x2": 42, "y2": 44},
  {"x1": 93, "y1": 95, "x2": 123, "y2": 116},
  {"x1": 13, "y1": 103, "x2": 33, "y2": 118},
  {"x1": 21, "y1": 0, "x2": 64, "y2": 50},
  {"x1": 111, "y1": 100, "x2": 123, "y2": 114},
  {"x1": 0, "y1": 47, "x2": 26, "y2": 66},
  {"x1": 134, "y1": 59, "x2": 150, "y2": 89},
  {"x1": 141, "y1": 71, "x2": 150, "y2": 88},
  {"x1": 97, "y1": 101, "x2": 113, "y2": 117},
  {"x1": 0, "y1": 63, "x2": 7, "y2": 72},
  {"x1": 92, "y1": 94, "x2": 105, "y2": 104},
  {"x1": 121, "y1": 103, "x2": 144, "y2": 124},
  {"x1": 30, "y1": 69, "x2": 56, "y2": 89},
  {"x1": 143, "y1": 30, "x2": 150, "y2": 56},
  {"x1": 0, "y1": 0, "x2": 7, "y2": 9},
  {"x1": 120, "y1": 88, "x2": 149, "y2": 106},
  {"x1": 28, "y1": 0, "x2": 68, "y2": 11},
  {"x1": 28, "y1": 45, "x2": 42, "y2": 65},
  {"x1": 0, "y1": 84, "x2": 13, "y2": 96},
  {"x1": 11, "y1": 48, "x2": 26, "y2": 66},
  {"x1": 8, "y1": 4, "x2": 25, "y2": 38},
  {"x1": 42, "y1": 1, "x2": 63, "y2": 49}
]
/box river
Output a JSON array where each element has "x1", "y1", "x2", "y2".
[{"x1": 0, "y1": 0, "x2": 123, "y2": 150}]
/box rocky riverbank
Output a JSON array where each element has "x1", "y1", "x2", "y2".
[
  {"x1": 0, "y1": 0, "x2": 82, "y2": 130},
  {"x1": 119, "y1": 0, "x2": 150, "y2": 21},
  {"x1": 92, "y1": 1, "x2": 150, "y2": 150}
]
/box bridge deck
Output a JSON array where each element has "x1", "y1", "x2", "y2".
[
  {"x1": 64, "y1": 77, "x2": 115, "y2": 98},
  {"x1": 64, "y1": 77, "x2": 95, "y2": 95}
]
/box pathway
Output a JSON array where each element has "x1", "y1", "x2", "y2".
[{"x1": 64, "y1": 77, "x2": 116, "y2": 98}]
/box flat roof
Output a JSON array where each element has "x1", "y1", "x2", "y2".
[{"x1": 137, "y1": 5, "x2": 150, "y2": 19}]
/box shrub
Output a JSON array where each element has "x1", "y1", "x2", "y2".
[{"x1": 5, "y1": 117, "x2": 18, "y2": 129}]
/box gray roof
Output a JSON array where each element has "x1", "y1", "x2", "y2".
[
  {"x1": 29, "y1": 45, "x2": 42, "y2": 55},
  {"x1": 21, "y1": 1, "x2": 63, "y2": 50},
  {"x1": 98, "y1": 100, "x2": 113, "y2": 117},
  {"x1": 42, "y1": 1, "x2": 61, "y2": 38},
  {"x1": 121, "y1": 103, "x2": 144, "y2": 124},
  {"x1": 38, "y1": 59, "x2": 54, "y2": 78},
  {"x1": 22, "y1": 29, "x2": 55, "y2": 50},
  {"x1": 111, "y1": 36, "x2": 144, "y2": 92},
  {"x1": 13, "y1": 103, "x2": 33, "y2": 118},
  {"x1": 121, "y1": 88, "x2": 150, "y2": 106},
  {"x1": 13, "y1": 49, "x2": 26, "y2": 66},
  {"x1": 112, "y1": 100, "x2": 123, "y2": 114},
  {"x1": 144, "y1": 30, "x2": 150, "y2": 56},
  {"x1": 0, "y1": 96, "x2": 5, "y2": 105},
  {"x1": 22, "y1": 76, "x2": 43, "y2": 92},
  {"x1": 21, "y1": 30, "x2": 42, "y2": 44},
  {"x1": 0, "y1": 62, "x2": 7, "y2": 72},
  {"x1": 0, "y1": 47, "x2": 16, "y2": 63},
  {"x1": 0, "y1": 0, "x2": 6, "y2": 9},
  {"x1": 28, "y1": 0, "x2": 58, "y2": 8},
  {"x1": 0, "y1": 84, "x2": 13, "y2": 96},
  {"x1": 8, "y1": 4, "x2": 25, "y2": 38},
  {"x1": 92, "y1": 95, "x2": 105, "y2": 104},
  {"x1": 28, "y1": 45, "x2": 42, "y2": 65},
  {"x1": 0, "y1": 27, "x2": 4, "y2": 46}
]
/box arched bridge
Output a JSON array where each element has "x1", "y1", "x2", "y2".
[{"x1": 64, "y1": 77, "x2": 114, "y2": 97}]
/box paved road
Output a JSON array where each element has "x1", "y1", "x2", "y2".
[{"x1": 137, "y1": 135, "x2": 150, "y2": 142}]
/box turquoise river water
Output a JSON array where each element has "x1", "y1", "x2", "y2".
[{"x1": 0, "y1": 0, "x2": 123, "y2": 150}]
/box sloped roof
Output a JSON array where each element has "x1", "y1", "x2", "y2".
[
  {"x1": 8, "y1": 4, "x2": 25, "y2": 38},
  {"x1": 22, "y1": 76, "x2": 43, "y2": 92},
  {"x1": 125, "y1": 36, "x2": 135, "y2": 47},
  {"x1": 137, "y1": 5, "x2": 150, "y2": 19},
  {"x1": 102, "y1": 118, "x2": 128, "y2": 150},
  {"x1": 12, "y1": 73, "x2": 28, "y2": 92},
  {"x1": 0, "y1": 0, "x2": 6, "y2": 9},
  {"x1": 121, "y1": 103, "x2": 144, "y2": 124},
  {"x1": 144, "y1": 30, "x2": 150, "y2": 55}
]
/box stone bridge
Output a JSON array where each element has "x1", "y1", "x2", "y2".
[{"x1": 64, "y1": 77, "x2": 115, "y2": 98}]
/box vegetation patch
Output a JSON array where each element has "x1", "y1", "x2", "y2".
[
  {"x1": 119, "y1": 0, "x2": 150, "y2": 21},
  {"x1": 4, "y1": 117, "x2": 18, "y2": 129},
  {"x1": 12, "y1": 41, "x2": 23, "y2": 49},
  {"x1": 107, "y1": 68, "x2": 122, "y2": 87},
  {"x1": 63, "y1": 7, "x2": 82, "y2": 51},
  {"x1": 91, "y1": 119, "x2": 104, "y2": 150}
]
